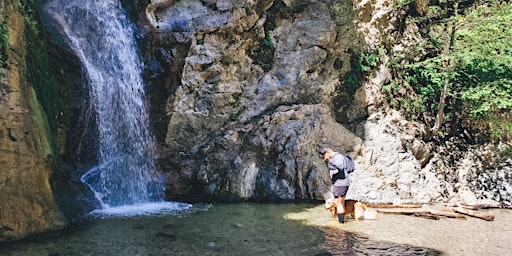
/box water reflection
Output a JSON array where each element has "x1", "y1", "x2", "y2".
[
  {"x1": 318, "y1": 226, "x2": 441, "y2": 255},
  {"x1": 3, "y1": 203, "x2": 508, "y2": 255}
]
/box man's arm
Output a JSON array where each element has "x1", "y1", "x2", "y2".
[{"x1": 330, "y1": 153, "x2": 347, "y2": 171}]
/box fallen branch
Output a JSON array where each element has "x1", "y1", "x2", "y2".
[
  {"x1": 452, "y1": 207, "x2": 495, "y2": 221},
  {"x1": 376, "y1": 208, "x2": 466, "y2": 220},
  {"x1": 462, "y1": 204, "x2": 512, "y2": 210},
  {"x1": 376, "y1": 209, "x2": 421, "y2": 215},
  {"x1": 368, "y1": 204, "x2": 422, "y2": 209},
  {"x1": 425, "y1": 209, "x2": 466, "y2": 219},
  {"x1": 414, "y1": 213, "x2": 441, "y2": 220},
  {"x1": 360, "y1": 202, "x2": 499, "y2": 221}
]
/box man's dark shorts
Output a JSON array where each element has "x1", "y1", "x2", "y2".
[{"x1": 333, "y1": 185, "x2": 349, "y2": 197}]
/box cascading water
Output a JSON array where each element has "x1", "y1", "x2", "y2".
[{"x1": 45, "y1": 0, "x2": 190, "y2": 216}]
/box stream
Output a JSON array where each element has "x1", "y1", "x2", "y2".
[{"x1": 1, "y1": 203, "x2": 510, "y2": 255}]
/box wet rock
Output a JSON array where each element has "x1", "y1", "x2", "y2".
[{"x1": 0, "y1": 2, "x2": 66, "y2": 241}]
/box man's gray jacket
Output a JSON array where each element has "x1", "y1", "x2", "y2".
[{"x1": 328, "y1": 153, "x2": 350, "y2": 187}]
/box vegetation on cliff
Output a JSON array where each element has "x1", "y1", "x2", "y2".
[
  {"x1": 384, "y1": 0, "x2": 512, "y2": 145},
  {"x1": 0, "y1": 19, "x2": 7, "y2": 66},
  {"x1": 20, "y1": 0, "x2": 60, "y2": 133}
]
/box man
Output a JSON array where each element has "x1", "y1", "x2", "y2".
[{"x1": 321, "y1": 147, "x2": 351, "y2": 223}]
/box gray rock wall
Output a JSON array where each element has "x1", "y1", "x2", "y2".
[
  {"x1": 143, "y1": 0, "x2": 512, "y2": 205},
  {"x1": 143, "y1": 0, "x2": 364, "y2": 201}
]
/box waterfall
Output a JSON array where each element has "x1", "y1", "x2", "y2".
[{"x1": 45, "y1": 0, "x2": 190, "y2": 215}]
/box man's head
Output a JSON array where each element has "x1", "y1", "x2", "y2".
[
  {"x1": 320, "y1": 147, "x2": 335, "y2": 161},
  {"x1": 320, "y1": 147, "x2": 331, "y2": 156}
]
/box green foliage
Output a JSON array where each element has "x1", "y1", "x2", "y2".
[
  {"x1": 454, "y1": 3, "x2": 512, "y2": 115},
  {"x1": 353, "y1": 52, "x2": 380, "y2": 72},
  {"x1": 460, "y1": 81, "x2": 512, "y2": 118},
  {"x1": 453, "y1": 3, "x2": 512, "y2": 141},
  {"x1": 20, "y1": 0, "x2": 68, "y2": 134},
  {"x1": 490, "y1": 115, "x2": 512, "y2": 141},
  {"x1": 248, "y1": 29, "x2": 275, "y2": 72},
  {"x1": 385, "y1": 1, "x2": 512, "y2": 141},
  {"x1": 394, "y1": 0, "x2": 415, "y2": 8},
  {"x1": 231, "y1": 92, "x2": 243, "y2": 108},
  {"x1": 17, "y1": 0, "x2": 39, "y2": 34},
  {"x1": 343, "y1": 51, "x2": 381, "y2": 94},
  {"x1": 229, "y1": 106, "x2": 247, "y2": 121},
  {"x1": 221, "y1": 53, "x2": 237, "y2": 65},
  {"x1": 0, "y1": 19, "x2": 8, "y2": 65},
  {"x1": 229, "y1": 89, "x2": 247, "y2": 121},
  {"x1": 262, "y1": 30, "x2": 274, "y2": 47},
  {"x1": 345, "y1": 72, "x2": 361, "y2": 90}
]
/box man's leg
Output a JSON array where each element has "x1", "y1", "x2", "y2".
[{"x1": 335, "y1": 196, "x2": 345, "y2": 223}]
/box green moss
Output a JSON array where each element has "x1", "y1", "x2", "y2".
[
  {"x1": 0, "y1": 19, "x2": 8, "y2": 66},
  {"x1": 229, "y1": 106, "x2": 247, "y2": 121},
  {"x1": 229, "y1": 90, "x2": 247, "y2": 121},
  {"x1": 28, "y1": 87, "x2": 54, "y2": 155},
  {"x1": 221, "y1": 53, "x2": 237, "y2": 65},
  {"x1": 248, "y1": 30, "x2": 275, "y2": 72},
  {"x1": 20, "y1": 0, "x2": 73, "y2": 149}
]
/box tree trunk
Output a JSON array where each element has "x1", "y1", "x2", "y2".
[{"x1": 431, "y1": 0, "x2": 459, "y2": 134}]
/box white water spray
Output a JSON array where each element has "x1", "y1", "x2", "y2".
[{"x1": 45, "y1": 0, "x2": 190, "y2": 215}]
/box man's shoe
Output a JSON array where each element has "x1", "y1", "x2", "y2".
[{"x1": 338, "y1": 213, "x2": 345, "y2": 223}]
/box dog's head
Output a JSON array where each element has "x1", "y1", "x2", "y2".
[
  {"x1": 324, "y1": 198, "x2": 337, "y2": 217},
  {"x1": 353, "y1": 202, "x2": 366, "y2": 221}
]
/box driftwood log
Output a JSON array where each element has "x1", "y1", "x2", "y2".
[
  {"x1": 376, "y1": 208, "x2": 467, "y2": 220},
  {"x1": 452, "y1": 207, "x2": 495, "y2": 221},
  {"x1": 461, "y1": 204, "x2": 512, "y2": 210},
  {"x1": 414, "y1": 213, "x2": 441, "y2": 220},
  {"x1": 368, "y1": 204, "x2": 422, "y2": 209},
  {"x1": 373, "y1": 204, "x2": 497, "y2": 221}
]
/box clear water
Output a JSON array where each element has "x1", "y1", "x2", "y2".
[
  {"x1": 0, "y1": 204, "x2": 325, "y2": 256},
  {"x1": 45, "y1": 0, "x2": 164, "y2": 208},
  {"x1": 5, "y1": 203, "x2": 508, "y2": 256}
]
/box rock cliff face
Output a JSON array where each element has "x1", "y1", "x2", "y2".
[
  {"x1": 141, "y1": 0, "x2": 511, "y2": 205},
  {"x1": 142, "y1": 0, "x2": 365, "y2": 201},
  {"x1": 0, "y1": 1, "x2": 66, "y2": 241}
]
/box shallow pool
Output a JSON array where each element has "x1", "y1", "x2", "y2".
[{"x1": 1, "y1": 203, "x2": 510, "y2": 255}]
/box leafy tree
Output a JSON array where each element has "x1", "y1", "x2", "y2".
[
  {"x1": 454, "y1": 2, "x2": 512, "y2": 142},
  {"x1": 386, "y1": 0, "x2": 512, "y2": 143}
]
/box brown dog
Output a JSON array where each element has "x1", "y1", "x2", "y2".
[{"x1": 325, "y1": 198, "x2": 379, "y2": 221}]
